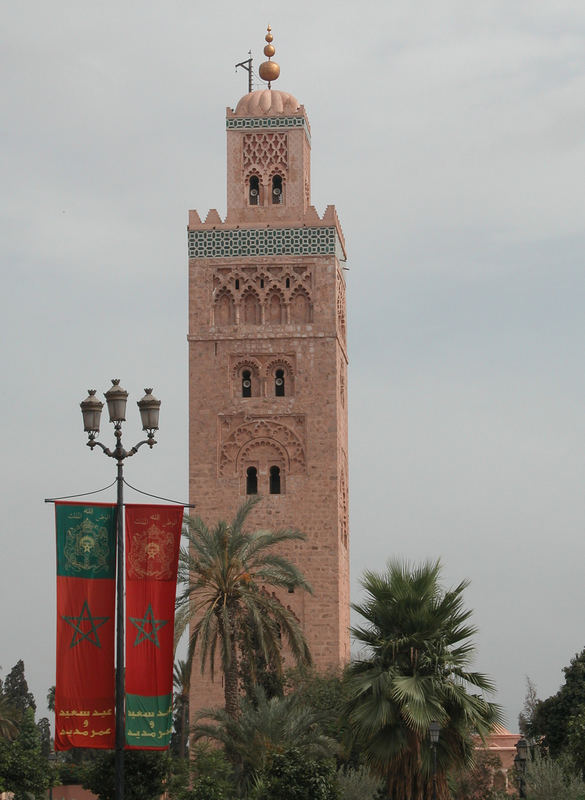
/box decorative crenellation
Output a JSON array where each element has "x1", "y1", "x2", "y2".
[
  {"x1": 243, "y1": 132, "x2": 288, "y2": 176},
  {"x1": 226, "y1": 116, "x2": 310, "y2": 140},
  {"x1": 213, "y1": 265, "x2": 312, "y2": 326},
  {"x1": 188, "y1": 226, "x2": 340, "y2": 259},
  {"x1": 218, "y1": 414, "x2": 306, "y2": 477}
]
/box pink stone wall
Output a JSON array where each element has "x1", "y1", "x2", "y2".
[{"x1": 187, "y1": 91, "x2": 349, "y2": 716}]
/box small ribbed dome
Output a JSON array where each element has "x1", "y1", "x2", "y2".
[{"x1": 234, "y1": 89, "x2": 300, "y2": 116}]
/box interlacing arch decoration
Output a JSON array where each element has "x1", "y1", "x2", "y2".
[
  {"x1": 218, "y1": 416, "x2": 306, "y2": 477},
  {"x1": 239, "y1": 438, "x2": 289, "y2": 473},
  {"x1": 265, "y1": 289, "x2": 285, "y2": 324},
  {"x1": 213, "y1": 268, "x2": 313, "y2": 326},
  {"x1": 290, "y1": 287, "x2": 312, "y2": 324},
  {"x1": 241, "y1": 289, "x2": 261, "y2": 325},
  {"x1": 213, "y1": 289, "x2": 235, "y2": 325}
]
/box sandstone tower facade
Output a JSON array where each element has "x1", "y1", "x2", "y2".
[{"x1": 187, "y1": 41, "x2": 349, "y2": 710}]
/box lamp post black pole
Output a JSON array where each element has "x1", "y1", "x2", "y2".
[
  {"x1": 429, "y1": 720, "x2": 441, "y2": 800},
  {"x1": 515, "y1": 737, "x2": 529, "y2": 798},
  {"x1": 80, "y1": 381, "x2": 161, "y2": 800}
]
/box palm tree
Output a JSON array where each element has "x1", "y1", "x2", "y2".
[
  {"x1": 175, "y1": 497, "x2": 312, "y2": 718},
  {"x1": 172, "y1": 659, "x2": 191, "y2": 758},
  {"x1": 193, "y1": 686, "x2": 337, "y2": 791},
  {"x1": 344, "y1": 559, "x2": 502, "y2": 800}
]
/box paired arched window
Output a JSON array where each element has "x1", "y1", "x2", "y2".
[
  {"x1": 269, "y1": 466, "x2": 281, "y2": 494},
  {"x1": 249, "y1": 176, "x2": 260, "y2": 205},
  {"x1": 272, "y1": 175, "x2": 283, "y2": 204},
  {"x1": 246, "y1": 467, "x2": 258, "y2": 495},
  {"x1": 275, "y1": 369, "x2": 285, "y2": 397},
  {"x1": 242, "y1": 370, "x2": 252, "y2": 398}
]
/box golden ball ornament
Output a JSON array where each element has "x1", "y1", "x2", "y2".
[{"x1": 259, "y1": 61, "x2": 280, "y2": 82}]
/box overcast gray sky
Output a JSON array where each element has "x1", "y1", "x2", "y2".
[{"x1": 1, "y1": 1, "x2": 584, "y2": 729}]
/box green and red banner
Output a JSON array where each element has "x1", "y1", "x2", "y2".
[
  {"x1": 125, "y1": 504, "x2": 182, "y2": 749},
  {"x1": 54, "y1": 503, "x2": 116, "y2": 750}
]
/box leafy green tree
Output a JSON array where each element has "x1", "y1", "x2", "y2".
[
  {"x1": 175, "y1": 498, "x2": 312, "y2": 717},
  {"x1": 344, "y1": 559, "x2": 502, "y2": 800},
  {"x1": 167, "y1": 743, "x2": 234, "y2": 800},
  {"x1": 529, "y1": 648, "x2": 585, "y2": 765},
  {"x1": 249, "y1": 748, "x2": 338, "y2": 800},
  {"x1": 83, "y1": 750, "x2": 171, "y2": 800},
  {"x1": 36, "y1": 716, "x2": 51, "y2": 758},
  {"x1": 2, "y1": 660, "x2": 36, "y2": 717},
  {"x1": 193, "y1": 686, "x2": 337, "y2": 792},
  {"x1": 0, "y1": 706, "x2": 49, "y2": 800}
]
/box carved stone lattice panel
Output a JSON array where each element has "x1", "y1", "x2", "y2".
[
  {"x1": 243, "y1": 132, "x2": 288, "y2": 176},
  {"x1": 336, "y1": 269, "x2": 346, "y2": 341},
  {"x1": 218, "y1": 414, "x2": 306, "y2": 477}
]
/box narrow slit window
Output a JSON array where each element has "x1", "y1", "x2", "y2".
[
  {"x1": 275, "y1": 369, "x2": 285, "y2": 397},
  {"x1": 235, "y1": 279, "x2": 240, "y2": 290},
  {"x1": 269, "y1": 466, "x2": 281, "y2": 495},
  {"x1": 246, "y1": 467, "x2": 258, "y2": 495},
  {"x1": 285, "y1": 278, "x2": 290, "y2": 288},
  {"x1": 249, "y1": 176, "x2": 259, "y2": 205},
  {"x1": 242, "y1": 370, "x2": 252, "y2": 398},
  {"x1": 272, "y1": 175, "x2": 282, "y2": 204}
]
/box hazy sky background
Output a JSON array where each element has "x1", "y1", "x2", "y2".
[{"x1": 2, "y1": 0, "x2": 584, "y2": 729}]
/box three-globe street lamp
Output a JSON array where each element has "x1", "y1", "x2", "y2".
[
  {"x1": 80, "y1": 379, "x2": 161, "y2": 800},
  {"x1": 514, "y1": 737, "x2": 529, "y2": 798},
  {"x1": 429, "y1": 720, "x2": 441, "y2": 800}
]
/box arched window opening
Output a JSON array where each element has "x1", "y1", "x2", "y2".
[
  {"x1": 275, "y1": 369, "x2": 285, "y2": 397},
  {"x1": 249, "y1": 176, "x2": 259, "y2": 205},
  {"x1": 272, "y1": 175, "x2": 283, "y2": 204},
  {"x1": 285, "y1": 277, "x2": 290, "y2": 289},
  {"x1": 269, "y1": 466, "x2": 281, "y2": 495},
  {"x1": 246, "y1": 467, "x2": 258, "y2": 495},
  {"x1": 242, "y1": 370, "x2": 252, "y2": 398}
]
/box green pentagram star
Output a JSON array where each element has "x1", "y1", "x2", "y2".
[
  {"x1": 129, "y1": 603, "x2": 167, "y2": 648},
  {"x1": 62, "y1": 600, "x2": 109, "y2": 648}
]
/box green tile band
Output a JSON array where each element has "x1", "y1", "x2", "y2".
[{"x1": 188, "y1": 226, "x2": 341, "y2": 259}]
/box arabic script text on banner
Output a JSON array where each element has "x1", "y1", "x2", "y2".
[
  {"x1": 54, "y1": 503, "x2": 116, "y2": 750},
  {"x1": 125, "y1": 504, "x2": 183, "y2": 749}
]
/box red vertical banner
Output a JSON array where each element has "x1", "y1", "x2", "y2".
[
  {"x1": 125, "y1": 504, "x2": 182, "y2": 750},
  {"x1": 54, "y1": 503, "x2": 116, "y2": 750}
]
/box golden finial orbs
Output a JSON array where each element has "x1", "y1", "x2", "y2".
[{"x1": 259, "y1": 24, "x2": 279, "y2": 87}]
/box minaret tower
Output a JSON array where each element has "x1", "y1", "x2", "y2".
[{"x1": 188, "y1": 28, "x2": 349, "y2": 710}]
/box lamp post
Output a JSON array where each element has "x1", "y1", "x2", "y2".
[
  {"x1": 429, "y1": 720, "x2": 441, "y2": 800},
  {"x1": 80, "y1": 379, "x2": 161, "y2": 800},
  {"x1": 514, "y1": 737, "x2": 528, "y2": 798}
]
